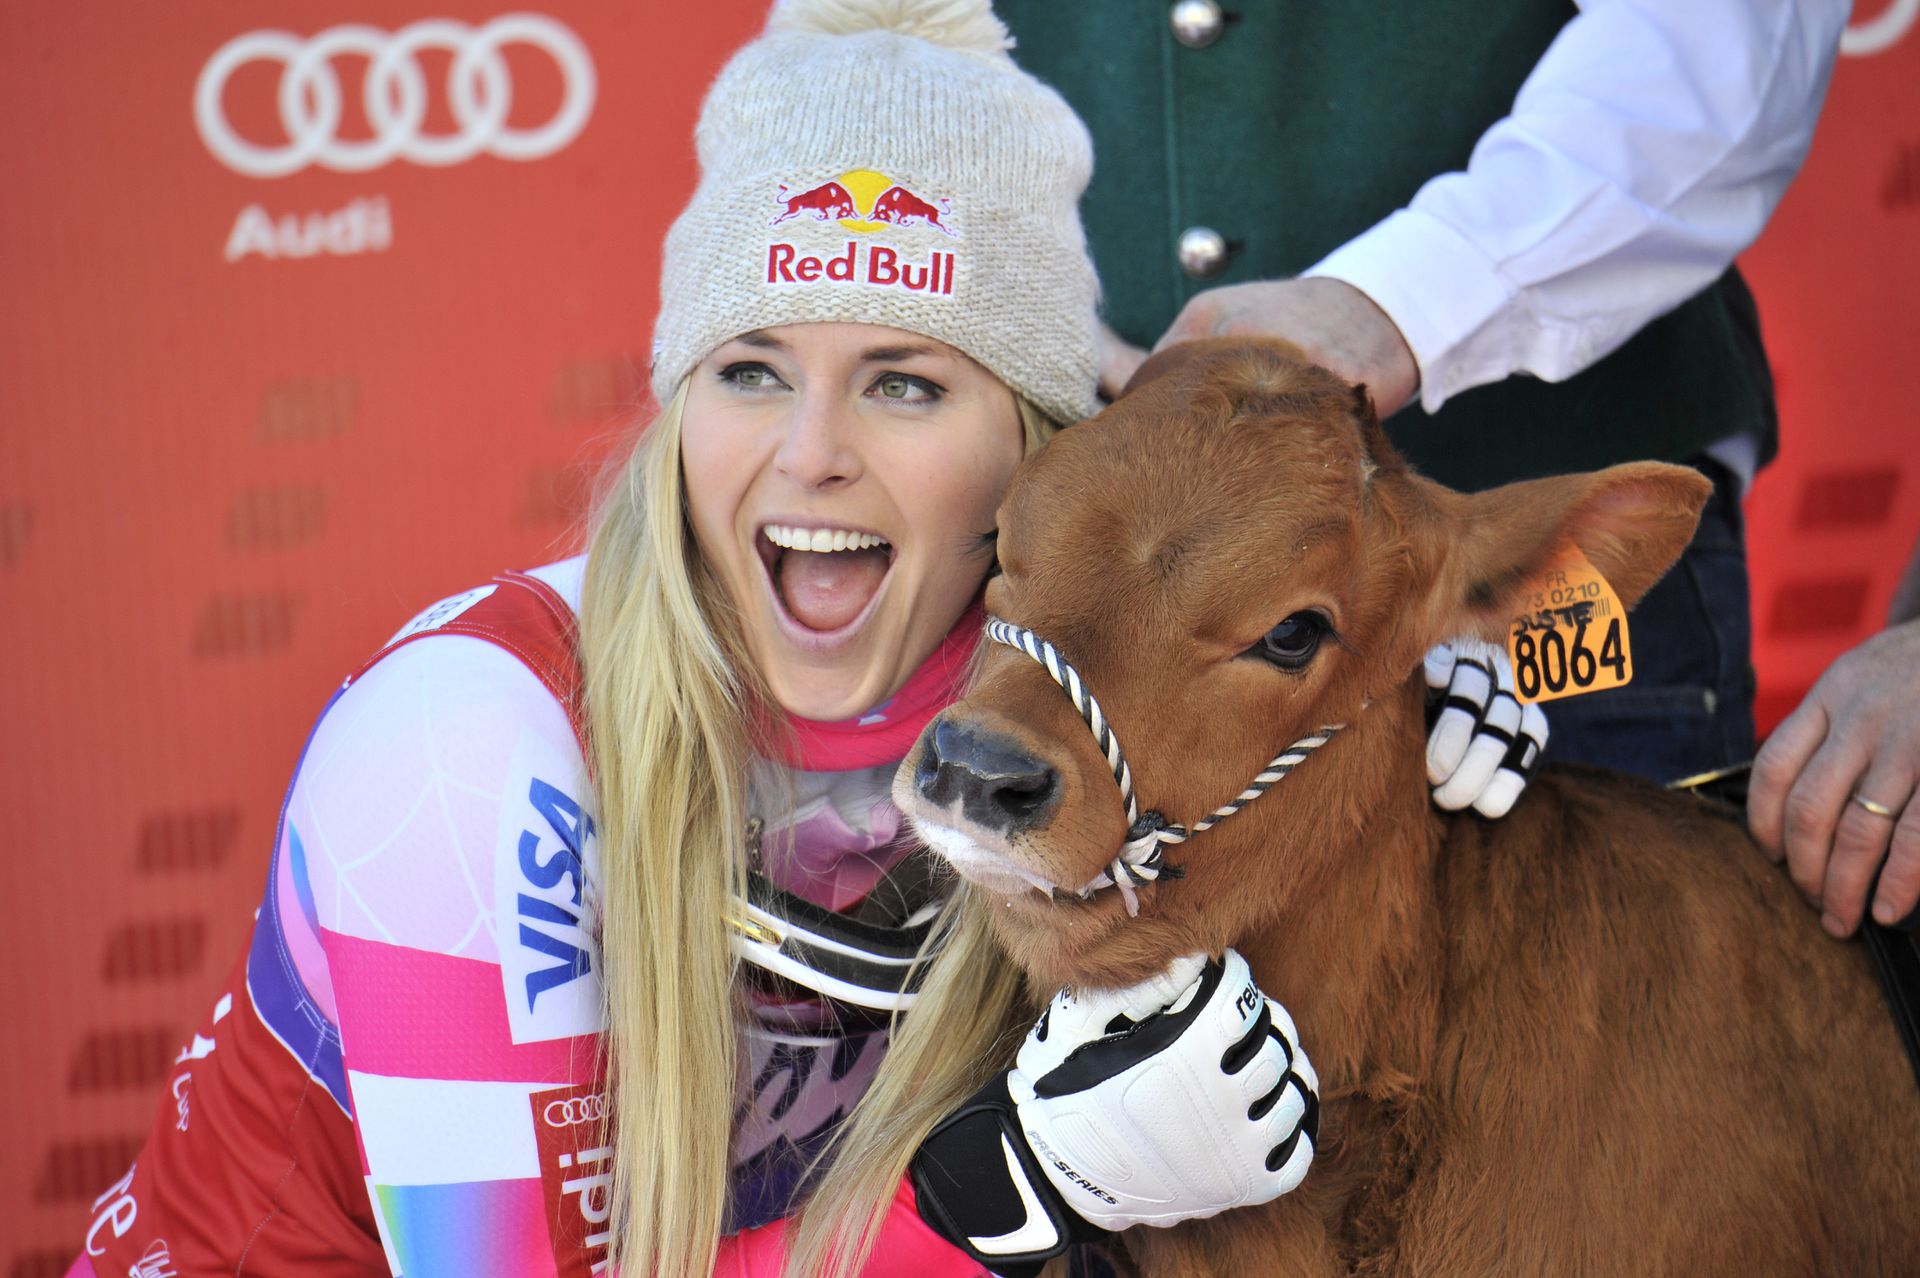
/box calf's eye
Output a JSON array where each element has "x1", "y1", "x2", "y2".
[{"x1": 1254, "y1": 611, "x2": 1329, "y2": 670}]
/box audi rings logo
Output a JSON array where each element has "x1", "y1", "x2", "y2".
[
  {"x1": 543, "y1": 1093, "x2": 609, "y2": 1128},
  {"x1": 194, "y1": 14, "x2": 596, "y2": 178}
]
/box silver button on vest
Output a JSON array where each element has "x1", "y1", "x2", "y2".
[
  {"x1": 1169, "y1": 0, "x2": 1225, "y2": 48},
  {"x1": 1177, "y1": 226, "x2": 1229, "y2": 278}
]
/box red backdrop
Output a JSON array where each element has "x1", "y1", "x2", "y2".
[
  {"x1": 1740, "y1": 1, "x2": 1920, "y2": 728},
  {"x1": 1, "y1": 3, "x2": 1913, "y2": 1270}
]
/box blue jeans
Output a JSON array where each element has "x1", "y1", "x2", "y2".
[{"x1": 1541, "y1": 459, "x2": 1757, "y2": 784}]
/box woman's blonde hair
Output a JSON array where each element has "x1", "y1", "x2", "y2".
[
  {"x1": 787, "y1": 897, "x2": 1032, "y2": 1278},
  {"x1": 578, "y1": 377, "x2": 1055, "y2": 1277}
]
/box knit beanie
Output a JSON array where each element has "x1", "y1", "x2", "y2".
[{"x1": 650, "y1": 0, "x2": 1101, "y2": 427}]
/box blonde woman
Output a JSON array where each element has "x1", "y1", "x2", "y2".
[
  {"x1": 69, "y1": 5, "x2": 1304, "y2": 1276},
  {"x1": 73, "y1": 5, "x2": 1528, "y2": 1277}
]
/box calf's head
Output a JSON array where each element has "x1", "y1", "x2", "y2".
[{"x1": 896, "y1": 338, "x2": 1711, "y2": 991}]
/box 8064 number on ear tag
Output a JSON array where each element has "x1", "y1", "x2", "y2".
[{"x1": 1506, "y1": 544, "x2": 1631, "y2": 705}]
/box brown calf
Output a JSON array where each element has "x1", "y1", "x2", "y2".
[{"x1": 897, "y1": 339, "x2": 1920, "y2": 1276}]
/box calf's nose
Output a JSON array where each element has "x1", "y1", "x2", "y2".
[{"x1": 915, "y1": 719, "x2": 1059, "y2": 833}]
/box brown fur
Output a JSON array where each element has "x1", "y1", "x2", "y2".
[{"x1": 923, "y1": 339, "x2": 1920, "y2": 1275}]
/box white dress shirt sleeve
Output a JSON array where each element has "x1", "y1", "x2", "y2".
[{"x1": 1304, "y1": 0, "x2": 1848, "y2": 414}]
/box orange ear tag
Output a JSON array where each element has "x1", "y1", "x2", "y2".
[{"x1": 1505, "y1": 543, "x2": 1632, "y2": 705}]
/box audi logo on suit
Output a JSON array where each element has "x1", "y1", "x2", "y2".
[{"x1": 543, "y1": 1094, "x2": 610, "y2": 1128}]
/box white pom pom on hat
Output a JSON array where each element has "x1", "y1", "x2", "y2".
[
  {"x1": 766, "y1": 0, "x2": 1014, "y2": 56},
  {"x1": 650, "y1": 0, "x2": 1101, "y2": 427}
]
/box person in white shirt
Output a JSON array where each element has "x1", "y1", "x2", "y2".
[{"x1": 1000, "y1": 0, "x2": 1850, "y2": 786}]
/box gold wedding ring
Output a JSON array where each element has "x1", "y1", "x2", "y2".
[{"x1": 1852, "y1": 792, "x2": 1898, "y2": 819}]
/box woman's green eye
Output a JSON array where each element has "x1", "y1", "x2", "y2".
[
  {"x1": 717, "y1": 361, "x2": 784, "y2": 390},
  {"x1": 871, "y1": 373, "x2": 940, "y2": 403}
]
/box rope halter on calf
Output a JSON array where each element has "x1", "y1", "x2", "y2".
[{"x1": 984, "y1": 617, "x2": 1344, "y2": 916}]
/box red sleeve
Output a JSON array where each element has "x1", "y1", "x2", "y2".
[{"x1": 716, "y1": 1177, "x2": 986, "y2": 1277}]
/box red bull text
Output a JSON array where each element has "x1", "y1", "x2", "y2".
[{"x1": 767, "y1": 241, "x2": 956, "y2": 295}]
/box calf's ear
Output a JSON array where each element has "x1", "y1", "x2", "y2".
[{"x1": 1429, "y1": 461, "x2": 1712, "y2": 643}]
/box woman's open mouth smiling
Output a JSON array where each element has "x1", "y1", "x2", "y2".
[{"x1": 757, "y1": 521, "x2": 897, "y2": 646}]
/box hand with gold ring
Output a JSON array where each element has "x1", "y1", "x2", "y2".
[{"x1": 1748, "y1": 615, "x2": 1920, "y2": 936}]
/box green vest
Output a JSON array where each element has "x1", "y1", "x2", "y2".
[{"x1": 998, "y1": 0, "x2": 1777, "y2": 491}]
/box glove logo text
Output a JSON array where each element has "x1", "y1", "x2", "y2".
[{"x1": 1028, "y1": 1130, "x2": 1117, "y2": 1205}]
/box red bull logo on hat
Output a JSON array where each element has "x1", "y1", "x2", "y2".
[
  {"x1": 767, "y1": 169, "x2": 959, "y2": 297},
  {"x1": 769, "y1": 169, "x2": 956, "y2": 236}
]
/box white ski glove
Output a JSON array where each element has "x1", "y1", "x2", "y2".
[
  {"x1": 1424, "y1": 637, "x2": 1548, "y2": 818},
  {"x1": 910, "y1": 949, "x2": 1318, "y2": 1274}
]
